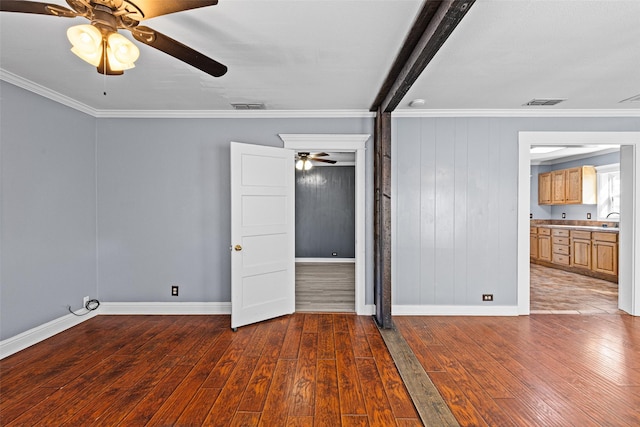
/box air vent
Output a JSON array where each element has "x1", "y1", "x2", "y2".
[
  {"x1": 620, "y1": 94, "x2": 640, "y2": 103},
  {"x1": 231, "y1": 103, "x2": 266, "y2": 110},
  {"x1": 524, "y1": 98, "x2": 566, "y2": 106}
]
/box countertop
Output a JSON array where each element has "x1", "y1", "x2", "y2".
[{"x1": 532, "y1": 224, "x2": 619, "y2": 233}]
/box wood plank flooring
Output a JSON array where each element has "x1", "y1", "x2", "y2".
[
  {"x1": 530, "y1": 263, "x2": 620, "y2": 314},
  {"x1": 296, "y1": 262, "x2": 355, "y2": 312},
  {"x1": 395, "y1": 313, "x2": 640, "y2": 427},
  {"x1": 0, "y1": 314, "x2": 420, "y2": 426}
]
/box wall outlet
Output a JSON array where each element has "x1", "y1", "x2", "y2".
[
  {"x1": 562, "y1": 213, "x2": 566, "y2": 219},
  {"x1": 171, "y1": 286, "x2": 179, "y2": 296},
  {"x1": 332, "y1": 252, "x2": 337, "y2": 256},
  {"x1": 530, "y1": 213, "x2": 533, "y2": 219},
  {"x1": 482, "y1": 294, "x2": 494, "y2": 302},
  {"x1": 587, "y1": 213, "x2": 591, "y2": 219},
  {"x1": 83, "y1": 296, "x2": 90, "y2": 307}
]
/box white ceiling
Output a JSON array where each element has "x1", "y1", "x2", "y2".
[{"x1": 1, "y1": 0, "x2": 640, "y2": 114}]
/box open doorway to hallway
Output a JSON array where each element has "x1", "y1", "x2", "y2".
[{"x1": 294, "y1": 159, "x2": 356, "y2": 312}]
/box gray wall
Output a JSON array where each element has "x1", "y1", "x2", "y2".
[
  {"x1": 530, "y1": 151, "x2": 621, "y2": 220},
  {"x1": 295, "y1": 166, "x2": 355, "y2": 258},
  {"x1": 1, "y1": 82, "x2": 97, "y2": 340},
  {"x1": 96, "y1": 118, "x2": 373, "y2": 304},
  {"x1": 393, "y1": 117, "x2": 639, "y2": 307}
]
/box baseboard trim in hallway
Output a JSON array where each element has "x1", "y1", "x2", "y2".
[{"x1": 379, "y1": 322, "x2": 460, "y2": 426}]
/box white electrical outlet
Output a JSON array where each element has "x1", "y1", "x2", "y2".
[{"x1": 83, "y1": 296, "x2": 90, "y2": 307}]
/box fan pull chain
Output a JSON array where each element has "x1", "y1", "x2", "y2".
[{"x1": 103, "y1": 39, "x2": 107, "y2": 96}]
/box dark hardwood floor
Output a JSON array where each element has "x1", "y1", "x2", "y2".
[
  {"x1": 395, "y1": 314, "x2": 640, "y2": 426},
  {"x1": 0, "y1": 313, "x2": 421, "y2": 426}
]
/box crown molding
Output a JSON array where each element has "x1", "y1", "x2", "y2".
[
  {"x1": 393, "y1": 108, "x2": 640, "y2": 118},
  {"x1": 93, "y1": 109, "x2": 376, "y2": 119},
  {"x1": 0, "y1": 69, "x2": 97, "y2": 117},
  {"x1": 4, "y1": 69, "x2": 639, "y2": 119}
]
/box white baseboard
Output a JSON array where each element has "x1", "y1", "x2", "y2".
[
  {"x1": 0, "y1": 310, "x2": 98, "y2": 359},
  {"x1": 99, "y1": 301, "x2": 232, "y2": 315},
  {"x1": 359, "y1": 304, "x2": 376, "y2": 316},
  {"x1": 392, "y1": 305, "x2": 520, "y2": 316}
]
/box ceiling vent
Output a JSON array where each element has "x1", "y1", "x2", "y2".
[
  {"x1": 619, "y1": 94, "x2": 640, "y2": 103},
  {"x1": 524, "y1": 98, "x2": 566, "y2": 106},
  {"x1": 231, "y1": 103, "x2": 266, "y2": 110}
]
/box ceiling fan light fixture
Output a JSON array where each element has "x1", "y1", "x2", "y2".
[
  {"x1": 295, "y1": 159, "x2": 313, "y2": 171},
  {"x1": 106, "y1": 32, "x2": 139, "y2": 71},
  {"x1": 67, "y1": 24, "x2": 103, "y2": 67}
]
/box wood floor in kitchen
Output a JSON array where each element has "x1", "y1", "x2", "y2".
[{"x1": 530, "y1": 263, "x2": 620, "y2": 314}]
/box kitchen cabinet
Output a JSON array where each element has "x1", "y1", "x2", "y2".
[
  {"x1": 538, "y1": 173, "x2": 552, "y2": 205},
  {"x1": 530, "y1": 224, "x2": 618, "y2": 282},
  {"x1": 538, "y1": 166, "x2": 596, "y2": 205},
  {"x1": 592, "y1": 232, "x2": 618, "y2": 276},
  {"x1": 551, "y1": 170, "x2": 566, "y2": 204},
  {"x1": 537, "y1": 227, "x2": 551, "y2": 262},
  {"x1": 530, "y1": 227, "x2": 538, "y2": 259},
  {"x1": 571, "y1": 230, "x2": 591, "y2": 270},
  {"x1": 551, "y1": 229, "x2": 570, "y2": 265}
]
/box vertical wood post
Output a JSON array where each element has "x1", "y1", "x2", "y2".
[{"x1": 374, "y1": 109, "x2": 393, "y2": 328}]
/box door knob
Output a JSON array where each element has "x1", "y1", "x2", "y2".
[{"x1": 234, "y1": 245, "x2": 242, "y2": 251}]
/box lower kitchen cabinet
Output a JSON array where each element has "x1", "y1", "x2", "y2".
[
  {"x1": 571, "y1": 230, "x2": 592, "y2": 270},
  {"x1": 592, "y1": 232, "x2": 618, "y2": 276}
]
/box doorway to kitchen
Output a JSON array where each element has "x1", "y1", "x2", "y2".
[
  {"x1": 518, "y1": 132, "x2": 640, "y2": 316},
  {"x1": 529, "y1": 145, "x2": 621, "y2": 313}
]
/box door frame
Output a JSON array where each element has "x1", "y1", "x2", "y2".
[
  {"x1": 518, "y1": 132, "x2": 640, "y2": 316},
  {"x1": 279, "y1": 134, "x2": 371, "y2": 315}
]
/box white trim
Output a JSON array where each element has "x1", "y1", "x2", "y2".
[
  {"x1": 280, "y1": 133, "x2": 370, "y2": 316},
  {"x1": 5, "y1": 70, "x2": 638, "y2": 119},
  {"x1": 361, "y1": 304, "x2": 376, "y2": 316},
  {"x1": 100, "y1": 302, "x2": 231, "y2": 315},
  {"x1": 0, "y1": 310, "x2": 98, "y2": 359},
  {"x1": 95, "y1": 110, "x2": 375, "y2": 119},
  {"x1": 1, "y1": 69, "x2": 97, "y2": 117},
  {"x1": 595, "y1": 163, "x2": 621, "y2": 173},
  {"x1": 394, "y1": 109, "x2": 640, "y2": 118},
  {"x1": 519, "y1": 132, "x2": 640, "y2": 316},
  {"x1": 295, "y1": 257, "x2": 356, "y2": 263},
  {"x1": 392, "y1": 305, "x2": 519, "y2": 316}
]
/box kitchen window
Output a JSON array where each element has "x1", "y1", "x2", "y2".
[{"x1": 596, "y1": 163, "x2": 620, "y2": 220}]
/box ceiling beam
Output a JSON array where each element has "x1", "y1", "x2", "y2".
[{"x1": 370, "y1": 0, "x2": 476, "y2": 113}]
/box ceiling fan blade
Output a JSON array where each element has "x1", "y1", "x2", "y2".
[
  {"x1": 0, "y1": 0, "x2": 78, "y2": 17},
  {"x1": 131, "y1": 0, "x2": 218, "y2": 20},
  {"x1": 312, "y1": 158, "x2": 337, "y2": 164},
  {"x1": 310, "y1": 152, "x2": 330, "y2": 157},
  {"x1": 130, "y1": 26, "x2": 227, "y2": 77}
]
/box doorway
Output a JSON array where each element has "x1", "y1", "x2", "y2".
[
  {"x1": 518, "y1": 132, "x2": 640, "y2": 316},
  {"x1": 280, "y1": 134, "x2": 370, "y2": 315},
  {"x1": 294, "y1": 160, "x2": 356, "y2": 311},
  {"x1": 529, "y1": 145, "x2": 621, "y2": 313}
]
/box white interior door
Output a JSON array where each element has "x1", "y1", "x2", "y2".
[{"x1": 231, "y1": 142, "x2": 295, "y2": 329}]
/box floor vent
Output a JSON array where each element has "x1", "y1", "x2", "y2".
[
  {"x1": 231, "y1": 103, "x2": 266, "y2": 110},
  {"x1": 524, "y1": 98, "x2": 566, "y2": 106}
]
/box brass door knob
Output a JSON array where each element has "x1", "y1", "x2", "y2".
[{"x1": 234, "y1": 245, "x2": 242, "y2": 251}]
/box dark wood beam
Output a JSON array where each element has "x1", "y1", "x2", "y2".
[
  {"x1": 370, "y1": 0, "x2": 475, "y2": 112},
  {"x1": 374, "y1": 109, "x2": 392, "y2": 329},
  {"x1": 371, "y1": 1, "x2": 475, "y2": 328}
]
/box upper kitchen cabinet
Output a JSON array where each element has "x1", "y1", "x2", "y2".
[
  {"x1": 538, "y1": 166, "x2": 596, "y2": 205},
  {"x1": 538, "y1": 172, "x2": 552, "y2": 205}
]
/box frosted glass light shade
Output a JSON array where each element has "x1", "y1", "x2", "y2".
[
  {"x1": 106, "y1": 32, "x2": 139, "y2": 71},
  {"x1": 67, "y1": 24, "x2": 103, "y2": 67}
]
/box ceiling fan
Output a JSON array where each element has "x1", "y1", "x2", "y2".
[
  {"x1": 295, "y1": 152, "x2": 337, "y2": 171},
  {"x1": 0, "y1": 0, "x2": 227, "y2": 76}
]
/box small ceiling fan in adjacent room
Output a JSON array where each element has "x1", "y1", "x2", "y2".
[
  {"x1": 295, "y1": 152, "x2": 337, "y2": 171},
  {"x1": 0, "y1": 0, "x2": 227, "y2": 76}
]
